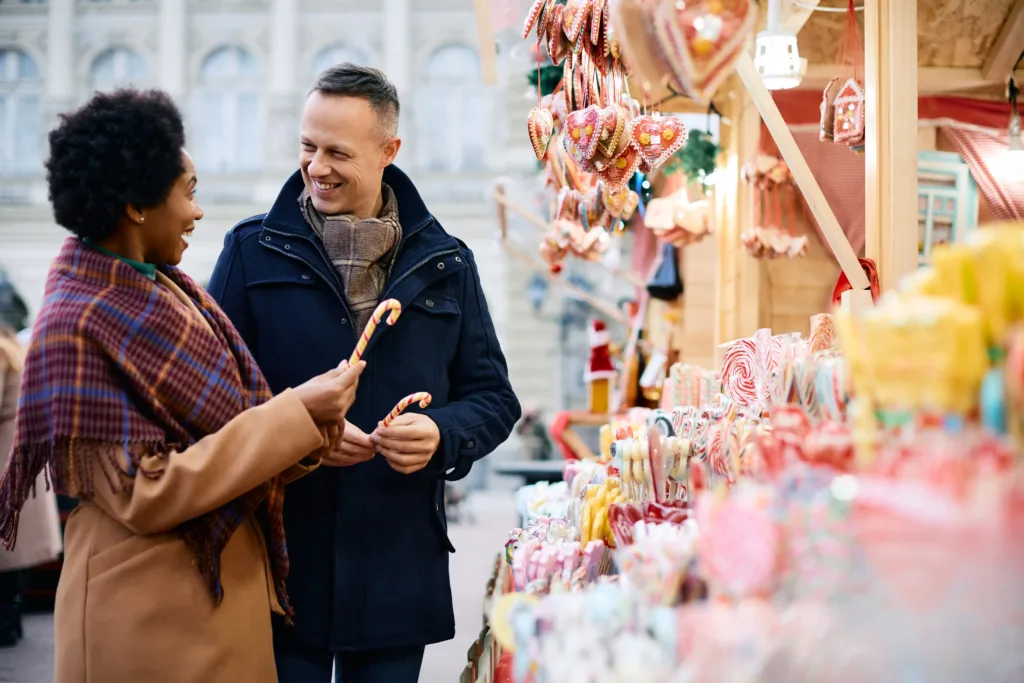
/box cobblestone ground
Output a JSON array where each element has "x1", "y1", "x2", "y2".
[{"x1": 0, "y1": 490, "x2": 517, "y2": 683}]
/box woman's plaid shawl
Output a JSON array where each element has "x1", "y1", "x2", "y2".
[{"x1": 0, "y1": 237, "x2": 293, "y2": 617}]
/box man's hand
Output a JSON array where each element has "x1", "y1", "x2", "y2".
[
  {"x1": 321, "y1": 421, "x2": 376, "y2": 467},
  {"x1": 370, "y1": 413, "x2": 441, "y2": 475}
]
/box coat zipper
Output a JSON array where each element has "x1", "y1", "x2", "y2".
[{"x1": 261, "y1": 226, "x2": 357, "y2": 336}]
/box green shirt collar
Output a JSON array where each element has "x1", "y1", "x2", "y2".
[{"x1": 82, "y1": 238, "x2": 158, "y2": 280}]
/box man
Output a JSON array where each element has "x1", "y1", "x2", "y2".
[{"x1": 207, "y1": 64, "x2": 520, "y2": 683}]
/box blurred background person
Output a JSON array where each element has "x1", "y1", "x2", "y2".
[{"x1": 0, "y1": 321, "x2": 62, "y2": 648}]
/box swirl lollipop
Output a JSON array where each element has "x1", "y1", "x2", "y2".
[{"x1": 721, "y1": 338, "x2": 757, "y2": 407}]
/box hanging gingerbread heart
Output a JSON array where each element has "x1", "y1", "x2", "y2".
[
  {"x1": 562, "y1": 0, "x2": 589, "y2": 44},
  {"x1": 630, "y1": 114, "x2": 687, "y2": 172},
  {"x1": 527, "y1": 107, "x2": 555, "y2": 161},
  {"x1": 546, "y1": 3, "x2": 568, "y2": 65},
  {"x1": 602, "y1": 184, "x2": 639, "y2": 220},
  {"x1": 563, "y1": 105, "x2": 605, "y2": 163},
  {"x1": 597, "y1": 142, "x2": 641, "y2": 188},
  {"x1": 522, "y1": 0, "x2": 548, "y2": 40},
  {"x1": 591, "y1": 0, "x2": 607, "y2": 46},
  {"x1": 653, "y1": 0, "x2": 758, "y2": 103},
  {"x1": 596, "y1": 105, "x2": 626, "y2": 158}
]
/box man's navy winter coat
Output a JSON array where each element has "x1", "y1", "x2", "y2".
[{"x1": 206, "y1": 165, "x2": 521, "y2": 651}]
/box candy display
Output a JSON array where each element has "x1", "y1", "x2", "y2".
[
  {"x1": 487, "y1": 0, "x2": 1024, "y2": 678},
  {"x1": 471, "y1": 222, "x2": 1024, "y2": 683}
]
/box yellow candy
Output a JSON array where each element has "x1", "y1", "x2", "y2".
[
  {"x1": 580, "y1": 501, "x2": 593, "y2": 545},
  {"x1": 591, "y1": 509, "x2": 608, "y2": 546}
]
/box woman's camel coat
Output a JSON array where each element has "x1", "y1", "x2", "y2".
[
  {"x1": 0, "y1": 338, "x2": 63, "y2": 572},
  {"x1": 52, "y1": 274, "x2": 327, "y2": 683}
]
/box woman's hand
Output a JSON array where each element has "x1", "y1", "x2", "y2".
[
  {"x1": 294, "y1": 361, "x2": 365, "y2": 425},
  {"x1": 322, "y1": 421, "x2": 376, "y2": 467}
]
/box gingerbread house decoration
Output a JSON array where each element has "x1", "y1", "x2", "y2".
[
  {"x1": 584, "y1": 319, "x2": 616, "y2": 413},
  {"x1": 832, "y1": 78, "x2": 866, "y2": 145}
]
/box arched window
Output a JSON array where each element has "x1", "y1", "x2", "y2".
[
  {"x1": 311, "y1": 44, "x2": 371, "y2": 77},
  {"x1": 195, "y1": 46, "x2": 261, "y2": 173},
  {"x1": 415, "y1": 44, "x2": 488, "y2": 173},
  {"x1": 0, "y1": 49, "x2": 43, "y2": 175},
  {"x1": 90, "y1": 47, "x2": 148, "y2": 92}
]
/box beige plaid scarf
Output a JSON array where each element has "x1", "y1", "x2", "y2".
[{"x1": 299, "y1": 184, "x2": 402, "y2": 332}]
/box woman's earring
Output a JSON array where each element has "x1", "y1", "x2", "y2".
[{"x1": 139, "y1": 216, "x2": 145, "y2": 223}]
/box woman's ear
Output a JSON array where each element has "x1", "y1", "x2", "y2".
[{"x1": 125, "y1": 204, "x2": 145, "y2": 225}]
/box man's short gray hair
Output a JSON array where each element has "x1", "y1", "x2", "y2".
[{"x1": 309, "y1": 63, "x2": 400, "y2": 140}]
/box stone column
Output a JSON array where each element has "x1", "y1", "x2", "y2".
[
  {"x1": 265, "y1": 0, "x2": 301, "y2": 177},
  {"x1": 383, "y1": 0, "x2": 411, "y2": 163},
  {"x1": 383, "y1": 0, "x2": 411, "y2": 92},
  {"x1": 45, "y1": 0, "x2": 75, "y2": 124},
  {"x1": 158, "y1": 0, "x2": 186, "y2": 100}
]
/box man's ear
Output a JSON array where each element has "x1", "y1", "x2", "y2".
[{"x1": 381, "y1": 137, "x2": 402, "y2": 167}]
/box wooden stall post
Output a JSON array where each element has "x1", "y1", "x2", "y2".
[
  {"x1": 734, "y1": 53, "x2": 870, "y2": 293},
  {"x1": 863, "y1": 0, "x2": 919, "y2": 291},
  {"x1": 473, "y1": 0, "x2": 499, "y2": 85}
]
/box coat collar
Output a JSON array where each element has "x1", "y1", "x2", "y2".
[{"x1": 262, "y1": 165, "x2": 445, "y2": 249}]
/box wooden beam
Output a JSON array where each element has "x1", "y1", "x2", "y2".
[
  {"x1": 864, "y1": 0, "x2": 919, "y2": 292},
  {"x1": 798, "y1": 65, "x2": 1024, "y2": 95},
  {"x1": 784, "y1": 0, "x2": 821, "y2": 34},
  {"x1": 982, "y1": 0, "x2": 1024, "y2": 83},
  {"x1": 734, "y1": 52, "x2": 870, "y2": 292},
  {"x1": 473, "y1": 0, "x2": 498, "y2": 85}
]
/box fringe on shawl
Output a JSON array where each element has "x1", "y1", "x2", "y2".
[{"x1": 0, "y1": 437, "x2": 170, "y2": 551}]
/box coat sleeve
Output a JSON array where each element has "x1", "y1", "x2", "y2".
[
  {"x1": 84, "y1": 390, "x2": 325, "y2": 536},
  {"x1": 0, "y1": 364, "x2": 19, "y2": 477},
  {"x1": 207, "y1": 227, "x2": 257, "y2": 353},
  {"x1": 422, "y1": 249, "x2": 521, "y2": 481}
]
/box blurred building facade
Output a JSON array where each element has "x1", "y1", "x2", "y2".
[{"x1": 0, "y1": 0, "x2": 568, "y2": 470}]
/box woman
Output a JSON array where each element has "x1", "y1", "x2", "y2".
[
  {"x1": 0, "y1": 88, "x2": 364, "y2": 682},
  {"x1": 0, "y1": 325, "x2": 62, "y2": 646}
]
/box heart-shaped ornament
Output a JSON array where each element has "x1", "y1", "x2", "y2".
[
  {"x1": 597, "y1": 141, "x2": 642, "y2": 188},
  {"x1": 522, "y1": 0, "x2": 548, "y2": 40},
  {"x1": 546, "y1": 4, "x2": 568, "y2": 64},
  {"x1": 654, "y1": 0, "x2": 758, "y2": 103},
  {"x1": 602, "y1": 185, "x2": 639, "y2": 220},
  {"x1": 563, "y1": 105, "x2": 605, "y2": 163},
  {"x1": 591, "y1": 0, "x2": 607, "y2": 45},
  {"x1": 562, "y1": 0, "x2": 590, "y2": 43},
  {"x1": 630, "y1": 114, "x2": 687, "y2": 171},
  {"x1": 596, "y1": 105, "x2": 627, "y2": 158},
  {"x1": 527, "y1": 107, "x2": 555, "y2": 161}
]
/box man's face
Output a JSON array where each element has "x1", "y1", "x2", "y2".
[{"x1": 299, "y1": 92, "x2": 400, "y2": 217}]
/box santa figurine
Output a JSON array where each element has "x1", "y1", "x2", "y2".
[{"x1": 585, "y1": 319, "x2": 616, "y2": 413}]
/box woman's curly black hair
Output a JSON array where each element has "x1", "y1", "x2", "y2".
[{"x1": 45, "y1": 88, "x2": 186, "y2": 241}]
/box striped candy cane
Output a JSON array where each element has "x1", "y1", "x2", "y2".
[
  {"x1": 379, "y1": 392, "x2": 432, "y2": 428},
  {"x1": 349, "y1": 299, "x2": 402, "y2": 364}
]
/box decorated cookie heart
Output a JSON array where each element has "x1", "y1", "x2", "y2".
[
  {"x1": 596, "y1": 141, "x2": 641, "y2": 188},
  {"x1": 527, "y1": 107, "x2": 555, "y2": 161},
  {"x1": 591, "y1": 0, "x2": 607, "y2": 45},
  {"x1": 564, "y1": 105, "x2": 605, "y2": 163},
  {"x1": 522, "y1": 0, "x2": 548, "y2": 40},
  {"x1": 562, "y1": 0, "x2": 589, "y2": 43},
  {"x1": 653, "y1": 0, "x2": 758, "y2": 103},
  {"x1": 546, "y1": 3, "x2": 568, "y2": 65},
  {"x1": 602, "y1": 185, "x2": 639, "y2": 220},
  {"x1": 630, "y1": 114, "x2": 687, "y2": 172},
  {"x1": 540, "y1": 91, "x2": 568, "y2": 127},
  {"x1": 596, "y1": 105, "x2": 627, "y2": 158}
]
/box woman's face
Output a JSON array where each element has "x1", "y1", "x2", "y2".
[{"x1": 142, "y1": 151, "x2": 204, "y2": 266}]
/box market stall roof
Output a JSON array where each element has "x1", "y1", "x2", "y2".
[{"x1": 642, "y1": 0, "x2": 1024, "y2": 110}]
